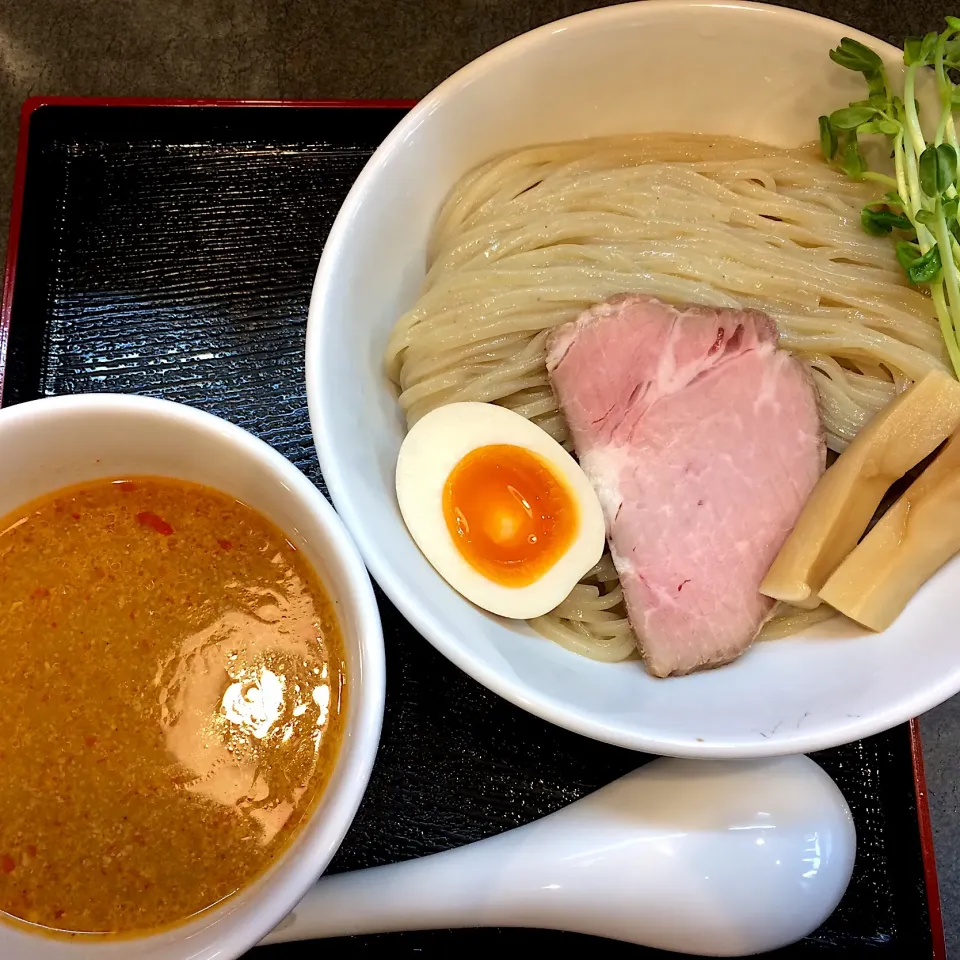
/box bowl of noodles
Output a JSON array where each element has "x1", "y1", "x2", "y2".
[{"x1": 307, "y1": 0, "x2": 960, "y2": 756}]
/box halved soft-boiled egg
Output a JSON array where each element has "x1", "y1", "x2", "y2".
[{"x1": 396, "y1": 401, "x2": 606, "y2": 619}]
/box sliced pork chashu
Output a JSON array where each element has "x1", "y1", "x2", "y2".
[{"x1": 546, "y1": 296, "x2": 825, "y2": 677}]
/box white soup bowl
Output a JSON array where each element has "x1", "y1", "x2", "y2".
[{"x1": 0, "y1": 393, "x2": 385, "y2": 960}]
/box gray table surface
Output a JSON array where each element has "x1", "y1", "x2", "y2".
[{"x1": 0, "y1": 0, "x2": 955, "y2": 954}]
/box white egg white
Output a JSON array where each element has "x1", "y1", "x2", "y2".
[{"x1": 395, "y1": 401, "x2": 606, "y2": 619}]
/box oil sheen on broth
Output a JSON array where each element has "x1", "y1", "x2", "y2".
[{"x1": 0, "y1": 478, "x2": 347, "y2": 937}]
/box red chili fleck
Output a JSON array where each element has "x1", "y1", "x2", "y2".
[
  {"x1": 71, "y1": 513, "x2": 81, "y2": 520},
  {"x1": 54, "y1": 909, "x2": 64, "y2": 920},
  {"x1": 708, "y1": 326, "x2": 725, "y2": 355},
  {"x1": 1, "y1": 855, "x2": 15, "y2": 874},
  {"x1": 31, "y1": 587, "x2": 50, "y2": 599},
  {"x1": 217, "y1": 539, "x2": 232, "y2": 551},
  {"x1": 137, "y1": 512, "x2": 173, "y2": 536},
  {"x1": 115, "y1": 481, "x2": 137, "y2": 492},
  {"x1": 84, "y1": 736, "x2": 97, "y2": 748},
  {"x1": 26, "y1": 845, "x2": 36, "y2": 858}
]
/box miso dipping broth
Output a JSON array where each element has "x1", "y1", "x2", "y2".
[{"x1": 0, "y1": 477, "x2": 347, "y2": 937}]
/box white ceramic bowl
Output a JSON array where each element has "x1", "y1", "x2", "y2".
[
  {"x1": 0, "y1": 394, "x2": 385, "y2": 960},
  {"x1": 308, "y1": 0, "x2": 958, "y2": 758}
]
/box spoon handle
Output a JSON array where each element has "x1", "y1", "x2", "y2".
[
  {"x1": 260, "y1": 844, "x2": 503, "y2": 945},
  {"x1": 260, "y1": 772, "x2": 640, "y2": 946}
]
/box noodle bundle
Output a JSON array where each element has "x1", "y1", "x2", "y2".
[{"x1": 385, "y1": 133, "x2": 947, "y2": 660}]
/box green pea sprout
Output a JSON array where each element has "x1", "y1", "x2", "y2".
[{"x1": 820, "y1": 18, "x2": 960, "y2": 377}]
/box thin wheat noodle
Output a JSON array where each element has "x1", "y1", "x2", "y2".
[{"x1": 386, "y1": 133, "x2": 945, "y2": 663}]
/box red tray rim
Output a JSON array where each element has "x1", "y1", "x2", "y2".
[{"x1": 0, "y1": 95, "x2": 946, "y2": 959}]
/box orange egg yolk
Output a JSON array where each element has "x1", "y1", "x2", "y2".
[{"x1": 442, "y1": 444, "x2": 579, "y2": 588}]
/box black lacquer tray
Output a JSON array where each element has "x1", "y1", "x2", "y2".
[{"x1": 0, "y1": 100, "x2": 945, "y2": 959}]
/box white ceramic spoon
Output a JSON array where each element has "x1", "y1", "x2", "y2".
[{"x1": 261, "y1": 755, "x2": 855, "y2": 957}]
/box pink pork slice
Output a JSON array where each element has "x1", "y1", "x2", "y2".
[{"x1": 546, "y1": 296, "x2": 825, "y2": 677}]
